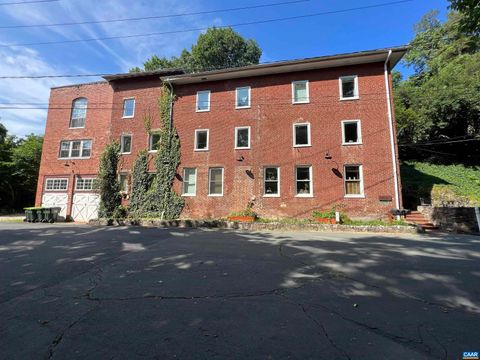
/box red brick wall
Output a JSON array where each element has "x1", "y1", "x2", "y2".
[
  {"x1": 35, "y1": 82, "x2": 113, "y2": 216},
  {"x1": 172, "y1": 62, "x2": 401, "y2": 219}
]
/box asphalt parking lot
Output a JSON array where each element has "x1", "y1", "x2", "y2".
[{"x1": 0, "y1": 222, "x2": 479, "y2": 359}]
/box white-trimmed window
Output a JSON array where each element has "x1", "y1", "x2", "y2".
[
  {"x1": 120, "y1": 134, "x2": 132, "y2": 154},
  {"x1": 295, "y1": 166, "x2": 312, "y2": 196},
  {"x1": 341, "y1": 120, "x2": 362, "y2": 145},
  {"x1": 70, "y1": 98, "x2": 87, "y2": 128},
  {"x1": 196, "y1": 90, "x2": 210, "y2": 112},
  {"x1": 119, "y1": 173, "x2": 129, "y2": 193},
  {"x1": 182, "y1": 168, "x2": 197, "y2": 196},
  {"x1": 75, "y1": 177, "x2": 95, "y2": 191},
  {"x1": 293, "y1": 123, "x2": 311, "y2": 147},
  {"x1": 292, "y1": 80, "x2": 309, "y2": 104},
  {"x1": 122, "y1": 98, "x2": 135, "y2": 118},
  {"x1": 208, "y1": 167, "x2": 224, "y2": 196},
  {"x1": 339, "y1": 75, "x2": 359, "y2": 100},
  {"x1": 235, "y1": 126, "x2": 250, "y2": 149},
  {"x1": 59, "y1": 140, "x2": 92, "y2": 159},
  {"x1": 194, "y1": 129, "x2": 209, "y2": 151},
  {"x1": 148, "y1": 132, "x2": 161, "y2": 152},
  {"x1": 264, "y1": 167, "x2": 280, "y2": 197},
  {"x1": 45, "y1": 178, "x2": 68, "y2": 191},
  {"x1": 344, "y1": 165, "x2": 364, "y2": 197},
  {"x1": 235, "y1": 86, "x2": 251, "y2": 108}
]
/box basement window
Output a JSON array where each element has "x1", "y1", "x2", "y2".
[
  {"x1": 344, "y1": 165, "x2": 364, "y2": 197},
  {"x1": 342, "y1": 120, "x2": 362, "y2": 145},
  {"x1": 339, "y1": 76, "x2": 359, "y2": 100},
  {"x1": 194, "y1": 129, "x2": 209, "y2": 151}
]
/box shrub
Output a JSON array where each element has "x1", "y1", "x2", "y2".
[{"x1": 97, "y1": 141, "x2": 121, "y2": 218}]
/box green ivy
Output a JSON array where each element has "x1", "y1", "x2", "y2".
[
  {"x1": 129, "y1": 149, "x2": 150, "y2": 216},
  {"x1": 97, "y1": 141, "x2": 121, "y2": 218}
]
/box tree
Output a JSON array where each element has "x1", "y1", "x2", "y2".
[
  {"x1": 129, "y1": 149, "x2": 150, "y2": 216},
  {"x1": 131, "y1": 27, "x2": 262, "y2": 73},
  {"x1": 449, "y1": 0, "x2": 480, "y2": 34},
  {"x1": 97, "y1": 141, "x2": 122, "y2": 219}
]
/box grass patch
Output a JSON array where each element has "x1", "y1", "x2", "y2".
[{"x1": 401, "y1": 161, "x2": 480, "y2": 206}]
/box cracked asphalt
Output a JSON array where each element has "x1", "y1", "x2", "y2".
[{"x1": 0, "y1": 223, "x2": 479, "y2": 359}]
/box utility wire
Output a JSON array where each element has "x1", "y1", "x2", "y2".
[
  {"x1": 0, "y1": 0, "x2": 309, "y2": 29},
  {"x1": 0, "y1": 0, "x2": 57, "y2": 5},
  {"x1": 0, "y1": 0, "x2": 414, "y2": 48}
]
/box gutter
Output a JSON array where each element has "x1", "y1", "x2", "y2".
[{"x1": 384, "y1": 49, "x2": 401, "y2": 213}]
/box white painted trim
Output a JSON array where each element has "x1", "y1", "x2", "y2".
[
  {"x1": 194, "y1": 129, "x2": 209, "y2": 151},
  {"x1": 148, "y1": 131, "x2": 161, "y2": 153},
  {"x1": 341, "y1": 119, "x2": 362, "y2": 145},
  {"x1": 75, "y1": 176, "x2": 96, "y2": 191},
  {"x1": 263, "y1": 166, "x2": 280, "y2": 197},
  {"x1": 69, "y1": 98, "x2": 87, "y2": 129},
  {"x1": 196, "y1": 90, "x2": 211, "y2": 112},
  {"x1": 291, "y1": 80, "x2": 309, "y2": 104},
  {"x1": 45, "y1": 177, "x2": 69, "y2": 191},
  {"x1": 295, "y1": 165, "x2": 313, "y2": 197},
  {"x1": 235, "y1": 86, "x2": 251, "y2": 109},
  {"x1": 118, "y1": 172, "x2": 129, "y2": 193},
  {"x1": 208, "y1": 167, "x2": 224, "y2": 196},
  {"x1": 384, "y1": 50, "x2": 401, "y2": 212},
  {"x1": 293, "y1": 122, "x2": 311, "y2": 147},
  {"x1": 344, "y1": 164, "x2": 365, "y2": 198},
  {"x1": 120, "y1": 133, "x2": 132, "y2": 154},
  {"x1": 182, "y1": 168, "x2": 197, "y2": 196},
  {"x1": 122, "y1": 98, "x2": 135, "y2": 118},
  {"x1": 234, "y1": 126, "x2": 251, "y2": 149},
  {"x1": 339, "y1": 75, "x2": 359, "y2": 100},
  {"x1": 58, "y1": 139, "x2": 92, "y2": 160}
]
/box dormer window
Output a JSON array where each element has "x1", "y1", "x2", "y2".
[{"x1": 70, "y1": 98, "x2": 87, "y2": 128}]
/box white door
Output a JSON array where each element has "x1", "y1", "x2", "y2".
[
  {"x1": 71, "y1": 193, "x2": 100, "y2": 222},
  {"x1": 42, "y1": 193, "x2": 68, "y2": 219}
]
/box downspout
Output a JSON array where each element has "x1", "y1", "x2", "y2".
[{"x1": 384, "y1": 50, "x2": 401, "y2": 214}]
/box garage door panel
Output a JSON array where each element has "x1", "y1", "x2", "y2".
[
  {"x1": 41, "y1": 193, "x2": 68, "y2": 220},
  {"x1": 72, "y1": 193, "x2": 100, "y2": 222}
]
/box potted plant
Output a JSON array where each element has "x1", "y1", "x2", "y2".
[
  {"x1": 227, "y1": 207, "x2": 257, "y2": 222},
  {"x1": 312, "y1": 209, "x2": 336, "y2": 224}
]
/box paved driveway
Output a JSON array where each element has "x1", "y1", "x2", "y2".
[{"x1": 0, "y1": 223, "x2": 478, "y2": 359}]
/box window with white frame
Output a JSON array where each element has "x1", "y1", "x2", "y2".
[
  {"x1": 236, "y1": 86, "x2": 251, "y2": 108},
  {"x1": 339, "y1": 76, "x2": 359, "y2": 100},
  {"x1": 196, "y1": 90, "x2": 210, "y2": 112},
  {"x1": 292, "y1": 80, "x2": 309, "y2": 104},
  {"x1": 148, "y1": 132, "x2": 161, "y2": 152},
  {"x1": 295, "y1": 166, "x2": 312, "y2": 196},
  {"x1": 182, "y1": 168, "x2": 197, "y2": 196},
  {"x1": 342, "y1": 120, "x2": 362, "y2": 145},
  {"x1": 264, "y1": 167, "x2": 280, "y2": 196},
  {"x1": 208, "y1": 168, "x2": 223, "y2": 196},
  {"x1": 122, "y1": 98, "x2": 135, "y2": 118},
  {"x1": 45, "y1": 178, "x2": 68, "y2": 191},
  {"x1": 194, "y1": 129, "x2": 209, "y2": 151},
  {"x1": 293, "y1": 123, "x2": 311, "y2": 147},
  {"x1": 59, "y1": 140, "x2": 92, "y2": 159},
  {"x1": 75, "y1": 177, "x2": 95, "y2": 191},
  {"x1": 344, "y1": 165, "x2": 364, "y2": 197},
  {"x1": 235, "y1": 126, "x2": 250, "y2": 149},
  {"x1": 70, "y1": 98, "x2": 87, "y2": 128},
  {"x1": 119, "y1": 173, "x2": 129, "y2": 193},
  {"x1": 120, "y1": 134, "x2": 132, "y2": 154}
]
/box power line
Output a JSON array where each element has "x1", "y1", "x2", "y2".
[
  {"x1": 0, "y1": 0, "x2": 414, "y2": 48},
  {"x1": 0, "y1": 0, "x2": 308, "y2": 29},
  {"x1": 0, "y1": 0, "x2": 57, "y2": 5}
]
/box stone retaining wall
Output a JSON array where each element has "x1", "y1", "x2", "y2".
[
  {"x1": 418, "y1": 206, "x2": 479, "y2": 233},
  {"x1": 90, "y1": 218, "x2": 418, "y2": 234}
]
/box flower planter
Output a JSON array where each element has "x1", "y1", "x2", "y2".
[
  {"x1": 314, "y1": 217, "x2": 336, "y2": 224},
  {"x1": 227, "y1": 215, "x2": 256, "y2": 222}
]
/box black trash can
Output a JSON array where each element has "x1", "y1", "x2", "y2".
[
  {"x1": 24, "y1": 207, "x2": 41, "y2": 222},
  {"x1": 42, "y1": 207, "x2": 59, "y2": 223}
]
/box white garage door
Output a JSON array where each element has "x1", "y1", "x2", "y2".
[
  {"x1": 71, "y1": 193, "x2": 100, "y2": 222},
  {"x1": 42, "y1": 193, "x2": 68, "y2": 219}
]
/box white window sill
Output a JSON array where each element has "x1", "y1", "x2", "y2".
[
  {"x1": 292, "y1": 100, "x2": 310, "y2": 105},
  {"x1": 208, "y1": 194, "x2": 223, "y2": 197},
  {"x1": 293, "y1": 144, "x2": 311, "y2": 148},
  {"x1": 235, "y1": 147, "x2": 250, "y2": 150},
  {"x1": 194, "y1": 148, "x2": 209, "y2": 152},
  {"x1": 295, "y1": 194, "x2": 313, "y2": 198},
  {"x1": 122, "y1": 115, "x2": 134, "y2": 119},
  {"x1": 121, "y1": 152, "x2": 131, "y2": 155},
  {"x1": 148, "y1": 150, "x2": 158, "y2": 153},
  {"x1": 182, "y1": 193, "x2": 196, "y2": 197},
  {"x1": 69, "y1": 126, "x2": 85, "y2": 129},
  {"x1": 235, "y1": 105, "x2": 251, "y2": 110},
  {"x1": 344, "y1": 194, "x2": 365, "y2": 199},
  {"x1": 342, "y1": 142, "x2": 363, "y2": 146},
  {"x1": 340, "y1": 96, "x2": 359, "y2": 101},
  {"x1": 58, "y1": 157, "x2": 91, "y2": 160},
  {"x1": 263, "y1": 194, "x2": 280, "y2": 198},
  {"x1": 196, "y1": 109, "x2": 210, "y2": 113}
]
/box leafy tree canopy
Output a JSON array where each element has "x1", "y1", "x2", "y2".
[
  {"x1": 131, "y1": 27, "x2": 262, "y2": 73},
  {"x1": 449, "y1": 0, "x2": 480, "y2": 35}
]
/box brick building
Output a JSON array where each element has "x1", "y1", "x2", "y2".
[{"x1": 35, "y1": 46, "x2": 407, "y2": 221}]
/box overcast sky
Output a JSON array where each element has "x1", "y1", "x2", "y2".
[{"x1": 0, "y1": 0, "x2": 449, "y2": 137}]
